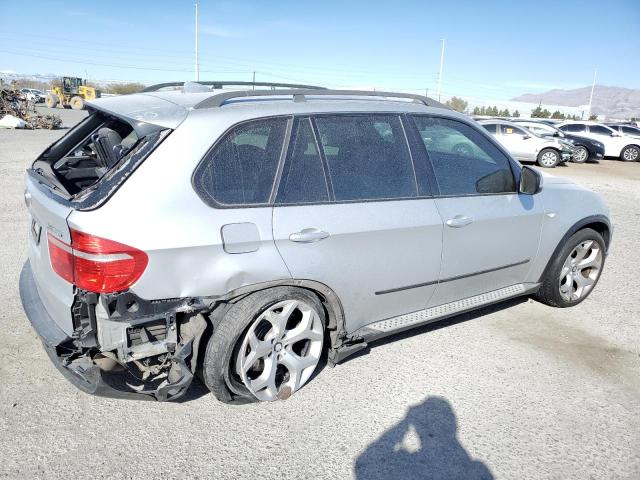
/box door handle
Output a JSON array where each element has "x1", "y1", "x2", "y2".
[
  {"x1": 289, "y1": 228, "x2": 330, "y2": 243},
  {"x1": 446, "y1": 215, "x2": 473, "y2": 228}
]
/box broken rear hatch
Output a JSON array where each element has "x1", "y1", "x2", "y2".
[{"x1": 25, "y1": 94, "x2": 185, "y2": 338}]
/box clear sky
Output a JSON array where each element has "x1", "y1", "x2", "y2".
[{"x1": 1, "y1": 0, "x2": 638, "y2": 102}]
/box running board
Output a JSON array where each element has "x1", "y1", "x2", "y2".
[{"x1": 354, "y1": 283, "x2": 538, "y2": 341}]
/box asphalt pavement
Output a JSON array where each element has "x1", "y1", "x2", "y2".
[{"x1": 0, "y1": 107, "x2": 638, "y2": 479}]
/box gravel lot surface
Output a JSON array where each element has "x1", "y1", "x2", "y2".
[{"x1": 1, "y1": 107, "x2": 638, "y2": 479}]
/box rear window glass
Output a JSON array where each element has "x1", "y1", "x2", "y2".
[
  {"x1": 314, "y1": 115, "x2": 417, "y2": 201},
  {"x1": 194, "y1": 117, "x2": 288, "y2": 206}
]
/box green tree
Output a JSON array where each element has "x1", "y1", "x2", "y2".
[
  {"x1": 551, "y1": 110, "x2": 565, "y2": 119},
  {"x1": 588, "y1": 114, "x2": 598, "y2": 121},
  {"x1": 445, "y1": 96, "x2": 468, "y2": 113},
  {"x1": 490, "y1": 106, "x2": 499, "y2": 116},
  {"x1": 541, "y1": 109, "x2": 551, "y2": 118},
  {"x1": 512, "y1": 110, "x2": 520, "y2": 118},
  {"x1": 472, "y1": 106, "x2": 481, "y2": 115},
  {"x1": 531, "y1": 105, "x2": 542, "y2": 118}
]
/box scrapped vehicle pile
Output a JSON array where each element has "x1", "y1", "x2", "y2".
[{"x1": 0, "y1": 88, "x2": 62, "y2": 129}]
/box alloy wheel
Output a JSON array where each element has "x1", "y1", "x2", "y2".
[
  {"x1": 235, "y1": 299, "x2": 324, "y2": 401},
  {"x1": 558, "y1": 240, "x2": 603, "y2": 302},
  {"x1": 573, "y1": 147, "x2": 588, "y2": 163},
  {"x1": 623, "y1": 146, "x2": 639, "y2": 161},
  {"x1": 540, "y1": 151, "x2": 559, "y2": 167}
]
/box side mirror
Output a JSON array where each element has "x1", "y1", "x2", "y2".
[
  {"x1": 519, "y1": 166, "x2": 542, "y2": 195},
  {"x1": 522, "y1": 134, "x2": 531, "y2": 140}
]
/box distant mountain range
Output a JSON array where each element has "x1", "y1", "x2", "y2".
[{"x1": 511, "y1": 85, "x2": 640, "y2": 119}]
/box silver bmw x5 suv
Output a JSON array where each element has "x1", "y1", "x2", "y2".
[{"x1": 20, "y1": 83, "x2": 611, "y2": 403}]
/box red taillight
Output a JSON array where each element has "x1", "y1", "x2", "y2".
[{"x1": 47, "y1": 229, "x2": 148, "y2": 293}]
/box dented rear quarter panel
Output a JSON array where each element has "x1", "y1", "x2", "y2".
[{"x1": 67, "y1": 108, "x2": 292, "y2": 300}]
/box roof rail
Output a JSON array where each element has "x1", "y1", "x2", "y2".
[
  {"x1": 142, "y1": 81, "x2": 327, "y2": 93},
  {"x1": 194, "y1": 89, "x2": 449, "y2": 110}
]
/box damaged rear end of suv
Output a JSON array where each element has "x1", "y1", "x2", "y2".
[{"x1": 20, "y1": 94, "x2": 209, "y2": 401}]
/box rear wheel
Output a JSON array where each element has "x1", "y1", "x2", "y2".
[
  {"x1": 620, "y1": 145, "x2": 639, "y2": 162},
  {"x1": 70, "y1": 96, "x2": 85, "y2": 110},
  {"x1": 537, "y1": 148, "x2": 559, "y2": 168},
  {"x1": 45, "y1": 94, "x2": 58, "y2": 108},
  {"x1": 534, "y1": 228, "x2": 605, "y2": 307},
  {"x1": 202, "y1": 287, "x2": 325, "y2": 403},
  {"x1": 571, "y1": 146, "x2": 589, "y2": 163}
]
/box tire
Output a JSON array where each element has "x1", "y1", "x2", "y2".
[
  {"x1": 70, "y1": 96, "x2": 85, "y2": 110},
  {"x1": 202, "y1": 287, "x2": 326, "y2": 404},
  {"x1": 620, "y1": 145, "x2": 640, "y2": 162},
  {"x1": 45, "y1": 95, "x2": 58, "y2": 108},
  {"x1": 571, "y1": 146, "x2": 589, "y2": 164},
  {"x1": 536, "y1": 148, "x2": 560, "y2": 168},
  {"x1": 534, "y1": 228, "x2": 606, "y2": 308}
]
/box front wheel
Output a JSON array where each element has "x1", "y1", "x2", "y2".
[
  {"x1": 44, "y1": 94, "x2": 58, "y2": 108},
  {"x1": 620, "y1": 145, "x2": 640, "y2": 162},
  {"x1": 537, "y1": 148, "x2": 559, "y2": 168},
  {"x1": 70, "y1": 96, "x2": 85, "y2": 110},
  {"x1": 202, "y1": 287, "x2": 325, "y2": 403},
  {"x1": 534, "y1": 228, "x2": 605, "y2": 308},
  {"x1": 571, "y1": 146, "x2": 589, "y2": 163}
]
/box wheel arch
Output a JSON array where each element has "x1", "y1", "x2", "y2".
[
  {"x1": 538, "y1": 214, "x2": 611, "y2": 283},
  {"x1": 206, "y1": 279, "x2": 347, "y2": 344}
]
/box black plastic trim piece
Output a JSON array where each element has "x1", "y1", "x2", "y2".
[
  {"x1": 194, "y1": 89, "x2": 449, "y2": 110},
  {"x1": 375, "y1": 259, "x2": 530, "y2": 295},
  {"x1": 142, "y1": 81, "x2": 327, "y2": 93},
  {"x1": 537, "y1": 214, "x2": 612, "y2": 283}
]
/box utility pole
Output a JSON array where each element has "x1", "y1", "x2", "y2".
[
  {"x1": 195, "y1": 0, "x2": 200, "y2": 81},
  {"x1": 436, "y1": 38, "x2": 445, "y2": 102},
  {"x1": 587, "y1": 68, "x2": 597, "y2": 119},
  {"x1": 252, "y1": 71, "x2": 256, "y2": 90}
]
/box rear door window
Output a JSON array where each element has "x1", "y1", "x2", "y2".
[
  {"x1": 314, "y1": 114, "x2": 417, "y2": 201},
  {"x1": 621, "y1": 126, "x2": 640, "y2": 136},
  {"x1": 500, "y1": 124, "x2": 529, "y2": 137},
  {"x1": 276, "y1": 118, "x2": 329, "y2": 204},
  {"x1": 482, "y1": 123, "x2": 498, "y2": 134},
  {"x1": 560, "y1": 124, "x2": 586, "y2": 133},
  {"x1": 194, "y1": 117, "x2": 288, "y2": 206},
  {"x1": 412, "y1": 116, "x2": 516, "y2": 196},
  {"x1": 589, "y1": 125, "x2": 613, "y2": 135}
]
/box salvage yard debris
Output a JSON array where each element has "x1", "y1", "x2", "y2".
[{"x1": 0, "y1": 87, "x2": 62, "y2": 129}]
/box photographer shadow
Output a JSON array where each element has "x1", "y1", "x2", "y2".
[{"x1": 355, "y1": 396, "x2": 493, "y2": 480}]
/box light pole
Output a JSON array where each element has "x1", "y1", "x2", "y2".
[
  {"x1": 587, "y1": 68, "x2": 597, "y2": 119},
  {"x1": 195, "y1": 1, "x2": 200, "y2": 81},
  {"x1": 436, "y1": 38, "x2": 445, "y2": 102}
]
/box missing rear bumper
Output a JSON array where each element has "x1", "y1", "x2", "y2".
[{"x1": 20, "y1": 260, "x2": 207, "y2": 401}]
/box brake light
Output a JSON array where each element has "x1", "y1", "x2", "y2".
[{"x1": 47, "y1": 229, "x2": 148, "y2": 293}]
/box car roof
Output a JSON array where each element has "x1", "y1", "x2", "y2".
[
  {"x1": 88, "y1": 89, "x2": 459, "y2": 130},
  {"x1": 477, "y1": 119, "x2": 525, "y2": 127}
]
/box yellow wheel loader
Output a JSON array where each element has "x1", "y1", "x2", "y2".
[{"x1": 45, "y1": 77, "x2": 100, "y2": 110}]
